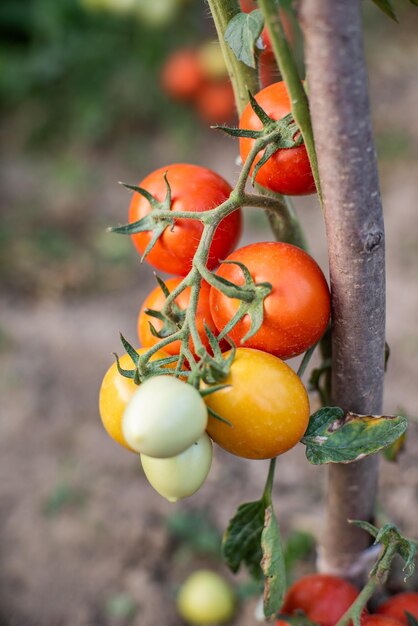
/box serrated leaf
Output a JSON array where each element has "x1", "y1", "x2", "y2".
[
  {"x1": 371, "y1": 0, "x2": 399, "y2": 21},
  {"x1": 225, "y1": 10, "x2": 265, "y2": 69},
  {"x1": 222, "y1": 500, "x2": 265, "y2": 580},
  {"x1": 261, "y1": 505, "x2": 286, "y2": 618},
  {"x1": 302, "y1": 407, "x2": 408, "y2": 465}
]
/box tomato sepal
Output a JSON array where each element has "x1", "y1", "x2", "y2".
[
  {"x1": 116, "y1": 333, "x2": 179, "y2": 383},
  {"x1": 110, "y1": 176, "x2": 175, "y2": 262}
]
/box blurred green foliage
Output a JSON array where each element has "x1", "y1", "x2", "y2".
[{"x1": 0, "y1": 0, "x2": 203, "y2": 146}]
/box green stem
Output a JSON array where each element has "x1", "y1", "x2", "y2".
[
  {"x1": 263, "y1": 457, "x2": 277, "y2": 506},
  {"x1": 336, "y1": 577, "x2": 377, "y2": 626},
  {"x1": 257, "y1": 0, "x2": 322, "y2": 202},
  {"x1": 334, "y1": 545, "x2": 395, "y2": 626},
  {"x1": 206, "y1": 0, "x2": 259, "y2": 116},
  {"x1": 297, "y1": 343, "x2": 317, "y2": 378}
]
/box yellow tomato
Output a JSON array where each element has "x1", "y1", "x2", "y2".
[
  {"x1": 98, "y1": 348, "x2": 170, "y2": 451},
  {"x1": 140, "y1": 433, "x2": 212, "y2": 502},
  {"x1": 198, "y1": 41, "x2": 228, "y2": 80},
  {"x1": 205, "y1": 348, "x2": 310, "y2": 459},
  {"x1": 177, "y1": 569, "x2": 236, "y2": 625}
]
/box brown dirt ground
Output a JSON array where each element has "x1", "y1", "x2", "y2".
[{"x1": 1, "y1": 11, "x2": 418, "y2": 626}]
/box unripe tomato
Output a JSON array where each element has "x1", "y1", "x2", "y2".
[
  {"x1": 140, "y1": 433, "x2": 212, "y2": 502},
  {"x1": 195, "y1": 80, "x2": 236, "y2": 125},
  {"x1": 136, "y1": 0, "x2": 178, "y2": 27},
  {"x1": 198, "y1": 41, "x2": 228, "y2": 80},
  {"x1": 377, "y1": 593, "x2": 418, "y2": 624},
  {"x1": 161, "y1": 49, "x2": 205, "y2": 102},
  {"x1": 281, "y1": 573, "x2": 360, "y2": 626},
  {"x1": 239, "y1": 82, "x2": 315, "y2": 195},
  {"x1": 122, "y1": 376, "x2": 207, "y2": 458},
  {"x1": 205, "y1": 348, "x2": 309, "y2": 460},
  {"x1": 99, "y1": 348, "x2": 170, "y2": 451},
  {"x1": 138, "y1": 278, "x2": 223, "y2": 357},
  {"x1": 128, "y1": 164, "x2": 242, "y2": 276},
  {"x1": 210, "y1": 242, "x2": 331, "y2": 359},
  {"x1": 177, "y1": 569, "x2": 236, "y2": 625}
]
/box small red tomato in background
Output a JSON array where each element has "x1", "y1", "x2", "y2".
[
  {"x1": 138, "y1": 277, "x2": 223, "y2": 356},
  {"x1": 161, "y1": 49, "x2": 205, "y2": 102},
  {"x1": 281, "y1": 573, "x2": 360, "y2": 626},
  {"x1": 377, "y1": 593, "x2": 418, "y2": 624},
  {"x1": 209, "y1": 242, "x2": 330, "y2": 359},
  {"x1": 128, "y1": 164, "x2": 242, "y2": 276},
  {"x1": 195, "y1": 80, "x2": 236, "y2": 125},
  {"x1": 239, "y1": 81, "x2": 316, "y2": 195},
  {"x1": 362, "y1": 616, "x2": 404, "y2": 626}
]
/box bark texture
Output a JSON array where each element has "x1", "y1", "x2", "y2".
[{"x1": 299, "y1": 0, "x2": 386, "y2": 580}]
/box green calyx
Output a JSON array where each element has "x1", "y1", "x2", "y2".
[
  {"x1": 109, "y1": 174, "x2": 176, "y2": 263},
  {"x1": 216, "y1": 93, "x2": 304, "y2": 186}
]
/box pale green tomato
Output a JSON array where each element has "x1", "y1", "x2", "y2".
[
  {"x1": 136, "y1": 0, "x2": 179, "y2": 27},
  {"x1": 140, "y1": 433, "x2": 212, "y2": 503},
  {"x1": 177, "y1": 569, "x2": 236, "y2": 625},
  {"x1": 122, "y1": 376, "x2": 207, "y2": 458}
]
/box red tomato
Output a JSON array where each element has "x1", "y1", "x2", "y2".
[
  {"x1": 362, "y1": 617, "x2": 404, "y2": 626},
  {"x1": 281, "y1": 574, "x2": 360, "y2": 626},
  {"x1": 377, "y1": 593, "x2": 418, "y2": 625},
  {"x1": 138, "y1": 277, "x2": 224, "y2": 356},
  {"x1": 209, "y1": 242, "x2": 330, "y2": 359},
  {"x1": 161, "y1": 49, "x2": 205, "y2": 102},
  {"x1": 196, "y1": 80, "x2": 236, "y2": 125},
  {"x1": 128, "y1": 164, "x2": 242, "y2": 276},
  {"x1": 259, "y1": 51, "x2": 281, "y2": 88},
  {"x1": 239, "y1": 82, "x2": 315, "y2": 195}
]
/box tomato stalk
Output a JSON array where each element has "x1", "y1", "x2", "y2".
[{"x1": 128, "y1": 128, "x2": 298, "y2": 382}]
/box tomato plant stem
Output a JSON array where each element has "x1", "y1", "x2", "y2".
[{"x1": 206, "y1": 0, "x2": 259, "y2": 115}]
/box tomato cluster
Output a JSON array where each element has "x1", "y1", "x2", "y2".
[
  {"x1": 99, "y1": 80, "x2": 330, "y2": 502},
  {"x1": 161, "y1": 42, "x2": 236, "y2": 125},
  {"x1": 277, "y1": 574, "x2": 418, "y2": 626}
]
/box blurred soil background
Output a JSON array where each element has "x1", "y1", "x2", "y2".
[{"x1": 1, "y1": 1, "x2": 418, "y2": 625}]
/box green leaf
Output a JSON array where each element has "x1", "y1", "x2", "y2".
[
  {"x1": 351, "y1": 521, "x2": 417, "y2": 581},
  {"x1": 224, "y1": 10, "x2": 265, "y2": 69},
  {"x1": 371, "y1": 0, "x2": 399, "y2": 22},
  {"x1": 302, "y1": 407, "x2": 408, "y2": 465},
  {"x1": 409, "y1": 0, "x2": 418, "y2": 5},
  {"x1": 222, "y1": 499, "x2": 265, "y2": 580},
  {"x1": 261, "y1": 505, "x2": 286, "y2": 618}
]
